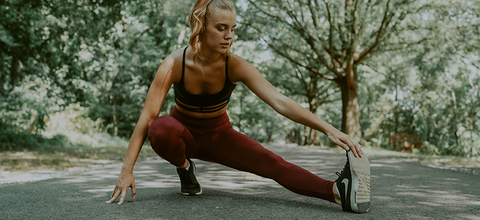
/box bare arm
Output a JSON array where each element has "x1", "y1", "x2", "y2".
[
  {"x1": 106, "y1": 54, "x2": 177, "y2": 205},
  {"x1": 121, "y1": 56, "x2": 176, "y2": 173},
  {"x1": 231, "y1": 57, "x2": 363, "y2": 157}
]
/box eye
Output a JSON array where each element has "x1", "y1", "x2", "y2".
[{"x1": 217, "y1": 27, "x2": 226, "y2": 31}]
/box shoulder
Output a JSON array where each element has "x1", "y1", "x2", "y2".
[
  {"x1": 156, "y1": 47, "x2": 187, "y2": 83},
  {"x1": 228, "y1": 53, "x2": 259, "y2": 83},
  {"x1": 164, "y1": 47, "x2": 187, "y2": 67},
  {"x1": 228, "y1": 53, "x2": 250, "y2": 68}
]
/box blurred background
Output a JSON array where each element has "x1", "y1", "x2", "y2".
[{"x1": 1, "y1": 0, "x2": 479, "y2": 171}]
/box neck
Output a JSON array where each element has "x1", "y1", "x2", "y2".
[{"x1": 196, "y1": 45, "x2": 224, "y2": 66}]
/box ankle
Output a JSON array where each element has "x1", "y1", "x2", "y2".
[
  {"x1": 333, "y1": 183, "x2": 342, "y2": 205},
  {"x1": 178, "y1": 159, "x2": 189, "y2": 169}
]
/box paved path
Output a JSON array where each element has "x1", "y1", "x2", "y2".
[{"x1": 1, "y1": 145, "x2": 480, "y2": 219}]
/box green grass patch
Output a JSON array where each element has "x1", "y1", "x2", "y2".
[{"x1": 0, "y1": 131, "x2": 159, "y2": 171}]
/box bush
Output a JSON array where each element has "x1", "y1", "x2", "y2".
[
  {"x1": 419, "y1": 141, "x2": 439, "y2": 155},
  {"x1": 0, "y1": 130, "x2": 70, "y2": 152}
]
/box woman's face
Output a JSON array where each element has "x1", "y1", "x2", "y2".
[{"x1": 201, "y1": 9, "x2": 236, "y2": 54}]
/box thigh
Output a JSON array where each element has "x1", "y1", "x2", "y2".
[{"x1": 148, "y1": 116, "x2": 200, "y2": 165}]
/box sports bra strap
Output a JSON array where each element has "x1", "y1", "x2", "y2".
[{"x1": 181, "y1": 46, "x2": 187, "y2": 80}]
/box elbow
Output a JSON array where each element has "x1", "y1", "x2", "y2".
[
  {"x1": 141, "y1": 113, "x2": 158, "y2": 127},
  {"x1": 271, "y1": 95, "x2": 290, "y2": 114}
]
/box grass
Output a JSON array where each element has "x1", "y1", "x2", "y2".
[
  {"x1": 0, "y1": 146, "x2": 158, "y2": 172},
  {"x1": 2, "y1": 138, "x2": 479, "y2": 176},
  {"x1": 297, "y1": 144, "x2": 480, "y2": 176}
]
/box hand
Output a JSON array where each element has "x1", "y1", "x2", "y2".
[
  {"x1": 106, "y1": 170, "x2": 136, "y2": 205},
  {"x1": 327, "y1": 129, "x2": 363, "y2": 158}
]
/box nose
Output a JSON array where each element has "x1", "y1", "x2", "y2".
[{"x1": 225, "y1": 30, "x2": 233, "y2": 40}]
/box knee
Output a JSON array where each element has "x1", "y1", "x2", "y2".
[
  {"x1": 258, "y1": 151, "x2": 290, "y2": 176},
  {"x1": 148, "y1": 116, "x2": 183, "y2": 141}
]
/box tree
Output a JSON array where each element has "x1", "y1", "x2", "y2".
[
  {"x1": 358, "y1": 0, "x2": 480, "y2": 155},
  {"x1": 242, "y1": 0, "x2": 431, "y2": 139}
]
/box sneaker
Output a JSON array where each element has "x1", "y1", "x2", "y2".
[
  {"x1": 176, "y1": 158, "x2": 202, "y2": 196},
  {"x1": 335, "y1": 150, "x2": 370, "y2": 213}
]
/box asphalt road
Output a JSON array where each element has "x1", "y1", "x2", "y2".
[{"x1": 1, "y1": 145, "x2": 480, "y2": 220}]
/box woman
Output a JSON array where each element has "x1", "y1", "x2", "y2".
[{"x1": 106, "y1": 0, "x2": 370, "y2": 214}]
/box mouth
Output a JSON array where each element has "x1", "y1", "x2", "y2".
[{"x1": 220, "y1": 43, "x2": 230, "y2": 48}]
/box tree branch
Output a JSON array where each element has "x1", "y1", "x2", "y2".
[
  {"x1": 458, "y1": 54, "x2": 480, "y2": 71},
  {"x1": 292, "y1": 64, "x2": 309, "y2": 93},
  {"x1": 379, "y1": 37, "x2": 431, "y2": 52},
  {"x1": 356, "y1": 0, "x2": 391, "y2": 64},
  {"x1": 267, "y1": 40, "x2": 335, "y2": 81},
  {"x1": 357, "y1": 0, "x2": 374, "y2": 37},
  {"x1": 323, "y1": 0, "x2": 336, "y2": 69},
  {"x1": 351, "y1": 0, "x2": 359, "y2": 35},
  {"x1": 274, "y1": 0, "x2": 304, "y2": 31},
  {"x1": 247, "y1": 0, "x2": 295, "y2": 30},
  {"x1": 128, "y1": 27, "x2": 151, "y2": 50},
  {"x1": 308, "y1": 0, "x2": 319, "y2": 28},
  {"x1": 247, "y1": 1, "x2": 343, "y2": 78}
]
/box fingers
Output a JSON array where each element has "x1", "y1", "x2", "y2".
[
  {"x1": 329, "y1": 135, "x2": 350, "y2": 152},
  {"x1": 118, "y1": 190, "x2": 127, "y2": 205},
  {"x1": 131, "y1": 182, "x2": 136, "y2": 199},
  {"x1": 328, "y1": 130, "x2": 364, "y2": 158},
  {"x1": 348, "y1": 139, "x2": 364, "y2": 158},
  {"x1": 110, "y1": 186, "x2": 116, "y2": 198},
  {"x1": 345, "y1": 138, "x2": 362, "y2": 157},
  {"x1": 106, "y1": 188, "x2": 121, "y2": 204},
  {"x1": 353, "y1": 140, "x2": 363, "y2": 157},
  {"x1": 333, "y1": 134, "x2": 363, "y2": 158}
]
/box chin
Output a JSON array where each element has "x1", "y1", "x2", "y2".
[{"x1": 215, "y1": 48, "x2": 228, "y2": 54}]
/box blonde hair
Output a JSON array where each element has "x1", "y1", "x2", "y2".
[{"x1": 189, "y1": 0, "x2": 236, "y2": 61}]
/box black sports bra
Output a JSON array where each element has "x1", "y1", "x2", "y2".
[{"x1": 174, "y1": 47, "x2": 237, "y2": 113}]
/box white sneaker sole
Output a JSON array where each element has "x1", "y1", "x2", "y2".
[
  {"x1": 182, "y1": 188, "x2": 203, "y2": 196},
  {"x1": 347, "y1": 150, "x2": 371, "y2": 213}
]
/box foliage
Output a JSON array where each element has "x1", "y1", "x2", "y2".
[
  {"x1": 241, "y1": 0, "x2": 435, "y2": 139},
  {"x1": 358, "y1": 0, "x2": 480, "y2": 156},
  {"x1": 0, "y1": 0, "x2": 479, "y2": 158}
]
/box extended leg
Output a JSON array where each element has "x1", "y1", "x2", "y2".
[{"x1": 197, "y1": 128, "x2": 336, "y2": 203}]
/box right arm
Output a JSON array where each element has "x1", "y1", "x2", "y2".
[{"x1": 106, "y1": 54, "x2": 177, "y2": 205}]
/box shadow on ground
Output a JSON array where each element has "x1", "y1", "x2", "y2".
[{"x1": 1, "y1": 145, "x2": 479, "y2": 219}]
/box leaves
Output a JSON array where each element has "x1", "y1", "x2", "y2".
[{"x1": 0, "y1": 0, "x2": 479, "y2": 157}]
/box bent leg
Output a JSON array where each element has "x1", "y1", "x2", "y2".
[
  {"x1": 147, "y1": 116, "x2": 197, "y2": 167},
  {"x1": 200, "y1": 128, "x2": 335, "y2": 202}
]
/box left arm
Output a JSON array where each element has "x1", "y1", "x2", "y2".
[{"x1": 229, "y1": 57, "x2": 363, "y2": 157}]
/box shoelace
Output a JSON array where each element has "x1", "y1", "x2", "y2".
[
  {"x1": 187, "y1": 172, "x2": 198, "y2": 185},
  {"x1": 336, "y1": 161, "x2": 350, "y2": 178},
  {"x1": 180, "y1": 169, "x2": 198, "y2": 185}
]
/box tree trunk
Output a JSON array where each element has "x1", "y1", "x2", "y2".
[
  {"x1": 112, "y1": 102, "x2": 118, "y2": 136},
  {"x1": 266, "y1": 123, "x2": 273, "y2": 143},
  {"x1": 469, "y1": 82, "x2": 477, "y2": 156},
  {"x1": 451, "y1": 89, "x2": 459, "y2": 146},
  {"x1": 305, "y1": 75, "x2": 321, "y2": 145},
  {"x1": 394, "y1": 85, "x2": 399, "y2": 150},
  {"x1": 338, "y1": 66, "x2": 362, "y2": 140},
  {"x1": 302, "y1": 125, "x2": 308, "y2": 145},
  {"x1": 307, "y1": 100, "x2": 321, "y2": 145},
  {"x1": 10, "y1": 56, "x2": 20, "y2": 89}
]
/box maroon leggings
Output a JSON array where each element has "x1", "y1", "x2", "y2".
[{"x1": 147, "y1": 107, "x2": 335, "y2": 202}]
